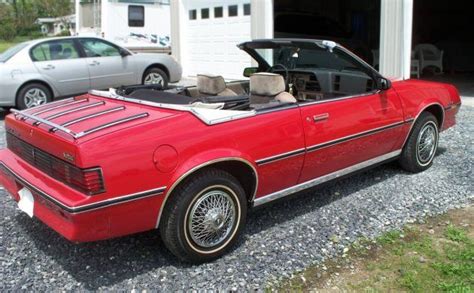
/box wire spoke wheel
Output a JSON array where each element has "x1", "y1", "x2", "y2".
[
  {"x1": 187, "y1": 188, "x2": 237, "y2": 249},
  {"x1": 416, "y1": 121, "x2": 438, "y2": 165}
]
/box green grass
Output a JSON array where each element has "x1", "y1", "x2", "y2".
[
  {"x1": 276, "y1": 207, "x2": 474, "y2": 292},
  {"x1": 0, "y1": 36, "x2": 36, "y2": 53}
]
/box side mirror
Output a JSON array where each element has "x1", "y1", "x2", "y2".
[
  {"x1": 243, "y1": 67, "x2": 258, "y2": 77},
  {"x1": 376, "y1": 77, "x2": 391, "y2": 90},
  {"x1": 119, "y1": 48, "x2": 131, "y2": 57}
]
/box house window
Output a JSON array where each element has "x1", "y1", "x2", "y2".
[
  {"x1": 129, "y1": 5, "x2": 145, "y2": 27},
  {"x1": 201, "y1": 8, "x2": 209, "y2": 19},
  {"x1": 189, "y1": 9, "x2": 197, "y2": 20},
  {"x1": 243, "y1": 3, "x2": 251, "y2": 16},
  {"x1": 214, "y1": 7, "x2": 223, "y2": 18},
  {"x1": 228, "y1": 5, "x2": 238, "y2": 17}
]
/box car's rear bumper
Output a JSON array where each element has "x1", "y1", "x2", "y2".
[
  {"x1": 0, "y1": 149, "x2": 164, "y2": 242},
  {"x1": 0, "y1": 81, "x2": 19, "y2": 106}
]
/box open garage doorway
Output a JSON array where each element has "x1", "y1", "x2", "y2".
[
  {"x1": 413, "y1": 0, "x2": 474, "y2": 96},
  {"x1": 273, "y1": 0, "x2": 381, "y2": 65}
]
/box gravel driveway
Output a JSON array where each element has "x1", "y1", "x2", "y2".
[{"x1": 1, "y1": 105, "x2": 472, "y2": 291}]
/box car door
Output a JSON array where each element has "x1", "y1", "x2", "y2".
[
  {"x1": 298, "y1": 87, "x2": 404, "y2": 183},
  {"x1": 31, "y1": 39, "x2": 90, "y2": 96},
  {"x1": 78, "y1": 38, "x2": 137, "y2": 89}
]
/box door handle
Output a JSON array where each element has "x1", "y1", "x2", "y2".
[
  {"x1": 42, "y1": 64, "x2": 55, "y2": 70},
  {"x1": 312, "y1": 113, "x2": 329, "y2": 122},
  {"x1": 89, "y1": 60, "x2": 100, "y2": 66}
]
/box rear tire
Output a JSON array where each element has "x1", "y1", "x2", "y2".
[
  {"x1": 160, "y1": 168, "x2": 247, "y2": 263},
  {"x1": 143, "y1": 67, "x2": 169, "y2": 89},
  {"x1": 16, "y1": 83, "x2": 52, "y2": 110},
  {"x1": 399, "y1": 112, "x2": 439, "y2": 173}
]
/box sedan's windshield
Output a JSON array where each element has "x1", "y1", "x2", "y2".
[{"x1": 0, "y1": 42, "x2": 29, "y2": 62}]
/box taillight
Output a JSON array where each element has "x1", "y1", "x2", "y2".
[
  {"x1": 50, "y1": 160, "x2": 105, "y2": 195},
  {"x1": 7, "y1": 133, "x2": 105, "y2": 195}
]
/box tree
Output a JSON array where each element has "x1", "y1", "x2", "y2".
[
  {"x1": 0, "y1": 3, "x2": 17, "y2": 41},
  {"x1": 35, "y1": 0, "x2": 72, "y2": 18}
]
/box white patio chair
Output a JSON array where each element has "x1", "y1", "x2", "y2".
[{"x1": 414, "y1": 44, "x2": 444, "y2": 74}]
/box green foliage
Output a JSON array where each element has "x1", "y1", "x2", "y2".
[
  {"x1": 445, "y1": 225, "x2": 469, "y2": 243},
  {"x1": 376, "y1": 230, "x2": 402, "y2": 245},
  {"x1": 0, "y1": 0, "x2": 73, "y2": 40},
  {"x1": 56, "y1": 30, "x2": 71, "y2": 37},
  {"x1": 0, "y1": 4, "x2": 17, "y2": 41}
]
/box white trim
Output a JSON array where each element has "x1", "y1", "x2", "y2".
[{"x1": 89, "y1": 89, "x2": 256, "y2": 125}]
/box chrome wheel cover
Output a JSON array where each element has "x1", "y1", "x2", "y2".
[
  {"x1": 187, "y1": 188, "x2": 237, "y2": 248},
  {"x1": 24, "y1": 88, "x2": 47, "y2": 108},
  {"x1": 144, "y1": 72, "x2": 164, "y2": 85},
  {"x1": 416, "y1": 121, "x2": 438, "y2": 165}
]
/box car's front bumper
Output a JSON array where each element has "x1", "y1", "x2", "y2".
[{"x1": 0, "y1": 149, "x2": 164, "y2": 242}]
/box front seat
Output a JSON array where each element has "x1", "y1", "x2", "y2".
[
  {"x1": 250, "y1": 72, "x2": 297, "y2": 104},
  {"x1": 197, "y1": 74, "x2": 237, "y2": 96}
]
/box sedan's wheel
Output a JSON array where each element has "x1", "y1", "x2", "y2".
[
  {"x1": 143, "y1": 67, "x2": 169, "y2": 88},
  {"x1": 399, "y1": 112, "x2": 439, "y2": 173},
  {"x1": 160, "y1": 168, "x2": 247, "y2": 263},
  {"x1": 17, "y1": 83, "x2": 52, "y2": 110}
]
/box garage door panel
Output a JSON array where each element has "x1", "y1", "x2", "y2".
[{"x1": 182, "y1": 0, "x2": 251, "y2": 79}]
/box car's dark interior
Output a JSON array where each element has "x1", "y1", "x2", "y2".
[{"x1": 116, "y1": 41, "x2": 380, "y2": 112}]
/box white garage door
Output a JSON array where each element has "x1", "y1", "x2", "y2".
[{"x1": 181, "y1": 0, "x2": 252, "y2": 80}]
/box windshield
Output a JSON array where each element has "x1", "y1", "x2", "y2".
[
  {"x1": 0, "y1": 42, "x2": 29, "y2": 62},
  {"x1": 254, "y1": 44, "x2": 365, "y2": 72}
]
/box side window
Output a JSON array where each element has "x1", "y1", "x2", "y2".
[
  {"x1": 201, "y1": 8, "x2": 209, "y2": 19},
  {"x1": 30, "y1": 40, "x2": 80, "y2": 62},
  {"x1": 129, "y1": 5, "x2": 145, "y2": 27},
  {"x1": 79, "y1": 39, "x2": 121, "y2": 57},
  {"x1": 243, "y1": 3, "x2": 251, "y2": 16},
  {"x1": 214, "y1": 7, "x2": 223, "y2": 18},
  {"x1": 189, "y1": 9, "x2": 197, "y2": 20},
  {"x1": 228, "y1": 5, "x2": 238, "y2": 17}
]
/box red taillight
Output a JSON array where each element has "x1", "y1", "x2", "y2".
[{"x1": 7, "y1": 133, "x2": 105, "y2": 195}]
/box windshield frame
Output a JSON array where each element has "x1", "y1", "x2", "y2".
[{"x1": 238, "y1": 39, "x2": 382, "y2": 82}]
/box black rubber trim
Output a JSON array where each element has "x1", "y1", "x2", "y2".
[
  {"x1": 256, "y1": 148, "x2": 305, "y2": 165},
  {"x1": 0, "y1": 162, "x2": 165, "y2": 214},
  {"x1": 306, "y1": 121, "x2": 406, "y2": 153}
]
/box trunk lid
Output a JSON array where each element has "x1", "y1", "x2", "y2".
[{"x1": 5, "y1": 94, "x2": 180, "y2": 166}]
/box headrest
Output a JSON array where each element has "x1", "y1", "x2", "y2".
[
  {"x1": 250, "y1": 73, "x2": 285, "y2": 96},
  {"x1": 197, "y1": 74, "x2": 226, "y2": 95}
]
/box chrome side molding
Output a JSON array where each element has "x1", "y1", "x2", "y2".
[{"x1": 253, "y1": 150, "x2": 402, "y2": 207}]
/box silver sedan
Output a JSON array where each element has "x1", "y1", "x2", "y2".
[{"x1": 0, "y1": 36, "x2": 182, "y2": 109}]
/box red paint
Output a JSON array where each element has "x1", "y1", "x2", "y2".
[{"x1": 0, "y1": 78, "x2": 461, "y2": 242}]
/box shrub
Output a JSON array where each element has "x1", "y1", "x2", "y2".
[
  {"x1": 0, "y1": 21, "x2": 17, "y2": 41},
  {"x1": 56, "y1": 30, "x2": 71, "y2": 37}
]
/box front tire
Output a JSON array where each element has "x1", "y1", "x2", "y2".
[
  {"x1": 16, "y1": 83, "x2": 52, "y2": 110},
  {"x1": 143, "y1": 67, "x2": 169, "y2": 89},
  {"x1": 399, "y1": 112, "x2": 439, "y2": 173},
  {"x1": 160, "y1": 168, "x2": 247, "y2": 263}
]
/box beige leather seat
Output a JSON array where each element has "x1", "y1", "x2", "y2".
[
  {"x1": 197, "y1": 74, "x2": 237, "y2": 96},
  {"x1": 249, "y1": 72, "x2": 297, "y2": 105}
]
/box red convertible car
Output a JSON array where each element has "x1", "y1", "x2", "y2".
[{"x1": 0, "y1": 39, "x2": 461, "y2": 262}]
